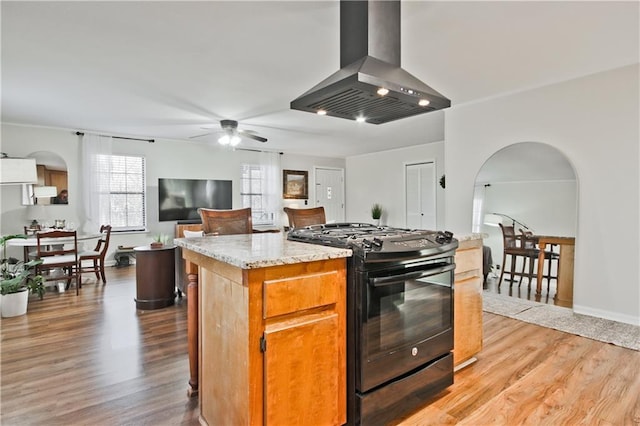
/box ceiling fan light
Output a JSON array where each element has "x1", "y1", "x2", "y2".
[
  {"x1": 230, "y1": 135, "x2": 241, "y2": 146},
  {"x1": 418, "y1": 99, "x2": 430, "y2": 107},
  {"x1": 218, "y1": 134, "x2": 231, "y2": 145}
]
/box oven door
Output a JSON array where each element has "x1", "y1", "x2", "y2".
[{"x1": 357, "y1": 262, "x2": 454, "y2": 392}]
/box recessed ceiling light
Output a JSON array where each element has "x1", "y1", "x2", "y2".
[
  {"x1": 317, "y1": 109, "x2": 327, "y2": 116},
  {"x1": 377, "y1": 87, "x2": 389, "y2": 96},
  {"x1": 419, "y1": 99, "x2": 430, "y2": 107}
]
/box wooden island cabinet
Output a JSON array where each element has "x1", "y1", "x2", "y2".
[
  {"x1": 453, "y1": 235, "x2": 485, "y2": 368},
  {"x1": 176, "y1": 234, "x2": 350, "y2": 426}
]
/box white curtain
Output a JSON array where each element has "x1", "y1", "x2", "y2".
[
  {"x1": 81, "y1": 133, "x2": 112, "y2": 233},
  {"x1": 259, "y1": 151, "x2": 281, "y2": 226},
  {"x1": 471, "y1": 184, "x2": 486, "y2": 233}
]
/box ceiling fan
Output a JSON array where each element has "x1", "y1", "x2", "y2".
[{"x1": 190, "y1": 119, "x2": 267, "y2": 146}]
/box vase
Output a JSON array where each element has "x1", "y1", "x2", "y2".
[{"x1": 1, "y1": 290, "x2": 29, "y2": 318}]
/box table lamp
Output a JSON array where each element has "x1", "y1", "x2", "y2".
[
  {"x1": 33, "y1": 186, "x2": 58, "y2": 200},
  {"x1": 484, "y1": 212, "x2": 531, "y2": 231},
  {"x1": 483, "y1": 214, "x2": 503, "y2": 227}
]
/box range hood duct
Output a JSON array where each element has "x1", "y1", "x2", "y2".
[{"x1": 290, "y1": 0, "x2": 450, "y2": 124}]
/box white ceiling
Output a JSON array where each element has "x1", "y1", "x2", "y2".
[{"x1": 2, "y1": 1, "x2": 638, "y2": 159}]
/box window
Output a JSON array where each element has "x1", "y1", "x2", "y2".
[
  {"x1": 241, "y1": 164, "x2": 274, "y2": 225},
  {"x1": 96, "y1": 154, "x2": 146, "y2": 231}
]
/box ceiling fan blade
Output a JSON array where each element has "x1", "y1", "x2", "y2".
[
  {"x1": 240, "y1": 131, "x2": 268, "y2": 143},
  {"x1": 189, "y1": 132, "x2": 214, "y2": 139}
]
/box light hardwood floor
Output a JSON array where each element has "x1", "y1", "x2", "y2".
[{"x1": 1, "y1": 267, "x2": 638, "y2": 425}]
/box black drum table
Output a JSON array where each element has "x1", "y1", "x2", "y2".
[{"x1": 134, "y1": 245, "x2": 176, "y2": 310}]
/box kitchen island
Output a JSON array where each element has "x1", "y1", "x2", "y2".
[
  {"x1": 453, "y1": 233, "x2": 486, "y2": 369},
  {"x1": 175, "y1": 233, "x2": 351, "y2": 426}
]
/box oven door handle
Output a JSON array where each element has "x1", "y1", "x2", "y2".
[{"x1": 368, "y1": 263, "x2": 456, "y2": 287}]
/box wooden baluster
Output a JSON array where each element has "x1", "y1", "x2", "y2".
[{"x1": 186, "y1": 262, "x2": 199, "y2": 397}]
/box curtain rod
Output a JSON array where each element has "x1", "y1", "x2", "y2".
[
  {"x1": 75, "y1": 131, "x2": 155, "y2": 143},
  {"x1": 235, "y1": 147, "x2": 283, "y2": 155}
]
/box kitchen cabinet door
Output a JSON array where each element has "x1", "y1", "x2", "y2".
[{"x1": 263, "y1": 312, "x2": 344, "y2": 426}]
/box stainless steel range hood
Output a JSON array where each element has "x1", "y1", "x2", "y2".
[{"x1": 290, "y1": 0, "x2": 450, "y2": 125}]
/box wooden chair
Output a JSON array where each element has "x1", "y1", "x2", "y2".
[
  {"x1": 283, "y1": 207, "x2": 326, "y2": 229},
  {"x1": 79, "y1": 225, "x2": 112, "y2": 285},
  {"x1": 23, "y1": 225, "x2": 41, "y2": 261},
  {"x1": 197, "y1": 208, "x2": 253, "y2": 235},
  {"x1": 497, "y1": 224, "x2": 538, "y2": 288},
  {"x1": 519, "y1": 229, "x2": 559, "y2": 291},
  {"x1": 175, "y1": 223, "x2": 205, "y2": 298},
  {"x1": 35, "y1": 230, "x2": 80, "y2": 295}
]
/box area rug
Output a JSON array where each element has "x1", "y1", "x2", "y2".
[{"x1": 482, "y1": 291, "x2": 640, "y2": 351}]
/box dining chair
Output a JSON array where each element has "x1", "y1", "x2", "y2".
[
  {"x1": 519, "y1": 229, "x2": 559, "y2": 292},
  {"x1": 497, "y1": 224, "x2": 538, "y2": 288},
  {"x1": 22, "y1": 225, "x2": 41, "y2": 261},
  {"x1": 35, "y1": 230, "x2": 80, "y2": 295},
  {"x1": 175, "y1": 224, "x2": 205, "y2": 298},
  {"x1": 198, "y1": 208, "x2": 253, "y2": 235},
  {"x1": 283, "y1": 207, "x2": 326, "y2": 229},
  {"x1": 79, "y1": 225, "x2": 112, "y2": 285}
]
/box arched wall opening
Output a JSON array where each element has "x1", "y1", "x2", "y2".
[{"x1": 472, "y1": 141, "x2": 578, "y2": 305}]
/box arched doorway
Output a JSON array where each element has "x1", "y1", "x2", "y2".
[{"x1": 473, "y1": 142, "x2": 578, "y2": 306}]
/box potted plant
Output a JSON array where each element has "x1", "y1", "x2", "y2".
[
  {"x1": 371, "y1": 203, "x2": 383, "y2": 226},
  {"x1": 150, "y1": 234, "x2": 169, "y2": 249},
  {"x1": 1, "y1": 234, "x2": 45, "y2": 318}
]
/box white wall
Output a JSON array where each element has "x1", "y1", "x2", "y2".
[
  {"x1": 0, "y1": 124, "x2": 345, "y2": 261},
  {"x1": 280, "y1": 153, "x2": 346, "y2": 227},
  {"x1": 445, "y1": 64, "x2": 640, "y2": 325},
  {"x1": 345, "y1": 142, "x2": 445, "y2": 228}
]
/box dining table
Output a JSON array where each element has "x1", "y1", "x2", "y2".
[
  {"x1": 7, "y1": 231, "x2": 102, "y2": 247},
  {"x1": 534, "y1": 235, "x2": 576, "y2": 308},
  {"x1": 7, "y1": 231, "x2": 102, "y2": 261}
]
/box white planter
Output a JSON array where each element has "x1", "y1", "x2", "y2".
[{"x1": 1, "y1": 290, "x2": 29, "y2": 318}]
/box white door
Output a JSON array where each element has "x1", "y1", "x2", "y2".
[
  {"x1": 405, "y1": 162, "x2": 436, "y2": 230},
  {"x1": 314, "y1": 167, "x2": 345, "y2": 223}
]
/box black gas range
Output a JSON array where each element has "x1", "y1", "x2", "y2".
[
  {"x1": 288, "y1": 223, "x2": 458, "y2": 426},
  {"x1": 287, "y1": 222, "x2": 457, "y2": 261}
]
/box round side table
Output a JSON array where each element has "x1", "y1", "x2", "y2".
[{"x1": 134, "y1": 245, "x2": 176, "y2": 310}]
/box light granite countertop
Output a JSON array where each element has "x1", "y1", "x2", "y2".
[
  {"x1": 454, "y1": 232, "x2": 487, "y2": 242},
  {"x1": 174, "y1": 232, "x2": 352, "y2": 269}
]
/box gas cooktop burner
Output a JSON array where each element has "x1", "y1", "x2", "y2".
[{"x1": 287, "y1": 223, "x2": 457, "y2": 261}]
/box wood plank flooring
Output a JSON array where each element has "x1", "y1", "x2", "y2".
[{"x1": 1, "y1": 267, "x2": 639, "y2": 425}]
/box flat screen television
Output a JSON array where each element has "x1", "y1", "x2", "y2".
[{"x1": 158, "y1": 178, "x2": 232, "y2": 222}]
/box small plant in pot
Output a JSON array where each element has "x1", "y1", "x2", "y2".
[
  {"x1": 371, "y1": 203, "x2": 383, "y2": 226},
  {"x1": 150, "y1": 234, "x2": 169, "y2": 249},
  {"x1": 1, "y1": 234, "x2": 45, "y2": 318}
]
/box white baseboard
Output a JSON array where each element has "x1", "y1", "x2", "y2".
[
  {"x1": 105, "y1": 259, "x2": 136, "y2": 267},
  {"x1": 572, "y1": 304, "x2": 640, "y2": 326}
]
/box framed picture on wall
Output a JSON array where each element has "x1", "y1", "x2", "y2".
[{"x1": 283, "y1": 170, "x2": 308, "y2": 199}]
